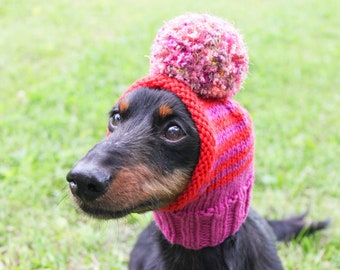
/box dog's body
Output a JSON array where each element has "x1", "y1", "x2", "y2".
[
  {"x1": 67, "y1": 88, "x2": 329, "y2": 269},
  {"x1": 130, "y1": 208, "x2": 328, "y2": 270},
  {"x1": 130, "y1": 209, "x2": 282, "y2": 270}
]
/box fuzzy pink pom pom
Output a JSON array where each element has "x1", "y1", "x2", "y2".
[{"x1": 150, "y1": 14, "x2": 249, "y2": 99}]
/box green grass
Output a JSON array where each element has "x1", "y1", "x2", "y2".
[{"x1": 0, "y1": 0, "x2": 339, "y2": 269}]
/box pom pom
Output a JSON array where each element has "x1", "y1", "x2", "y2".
[{"x1": 150, "y1": 14, "x2": 249, "y2": 99}]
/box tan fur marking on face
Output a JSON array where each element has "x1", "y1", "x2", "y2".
[
  {"x1": 119, "y1": 99, "x2": 130, "y2": 113},
  {"x1": 158, "y1": 104, "x2": 173, "y2": 118},
  {"x1": 83, "y1": 165, "x2": 191, "y2": 213}
]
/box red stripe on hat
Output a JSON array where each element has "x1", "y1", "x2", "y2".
[
  {"x1": 207, "y1": 150, "x2": 254, "y2": 193},
  {"x1": 210, "y1": 141, "x2": 254, "y2": 185}
]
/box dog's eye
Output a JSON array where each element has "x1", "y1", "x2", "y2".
[
  {"x1": 113, "y1": 113, "x2": 121, "y2": 123},
  {"x1": 164, "y1": 125, "x2": 185, "y2": 141},
  {"x1": 109, "y1": 113, "x2": 122, "y2": 129}
]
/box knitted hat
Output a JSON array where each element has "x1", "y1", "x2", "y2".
[{"x1": 122, "y1": 14, "x2": 254, "y2": 249}]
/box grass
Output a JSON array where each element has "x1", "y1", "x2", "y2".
[{"x1": 0, "y1": 0, "x2": 339, "y2": 269}]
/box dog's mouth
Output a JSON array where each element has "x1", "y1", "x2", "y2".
[{"x1": 75, "y1": 198, "x2": 160, "y2": 219}]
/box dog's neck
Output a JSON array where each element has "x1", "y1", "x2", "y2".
[{"x1": 153, "y1": 172, "x2": 253, "y2": 250}]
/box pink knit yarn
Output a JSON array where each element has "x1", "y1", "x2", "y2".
[
  {"x1": 150, "y1": 14, "x2": 248, "y2": 99},
  {"x1": 154, "y1": 172, "x2": 253, "y2": 250}
]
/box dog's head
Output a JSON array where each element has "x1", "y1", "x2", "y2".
[
  {"x1": 66, "y1": 87, "x2": 200, "y2": 218},
  {"x1": 67, "y1": 15, "x2": 254, "y2": 238}
]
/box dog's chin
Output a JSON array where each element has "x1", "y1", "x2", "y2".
[
  {"x1": 75, "y1": 200, "x2": 162, "y2": 220},
  {"x1": 81, "y1": 207, "x2": 132, "y2": 219}
]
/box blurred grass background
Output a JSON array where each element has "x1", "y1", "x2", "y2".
[{"x1": 0, "y1": 0, "x2": 339, "y2": 269}]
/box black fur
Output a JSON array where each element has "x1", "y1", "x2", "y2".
[{"x1": 67, "y1": 87, "x2": 329, "y2": 270}]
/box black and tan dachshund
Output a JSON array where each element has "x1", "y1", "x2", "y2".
[{"x1": 67, "y1": 87, "x2": 329, "y2": 270}]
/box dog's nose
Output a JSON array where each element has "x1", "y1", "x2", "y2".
[{"x1": 66, "y1": 165, "x2": 111, "y2": 202}]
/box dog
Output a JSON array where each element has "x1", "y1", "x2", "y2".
[{"x1": 67, "y1": 87, "x2": 329, "y2": 270}]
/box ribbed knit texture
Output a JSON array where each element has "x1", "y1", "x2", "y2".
[{"x1": 125, "y1": 75, "x2": 255, "y2": 249}]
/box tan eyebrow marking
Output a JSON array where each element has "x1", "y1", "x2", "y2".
[
  {"x1": 119, "y1": 99, "x2": 130, "y2": 113},
  {"x1": 158, "y1": 104, "x2": 173, "y2": 118}
]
